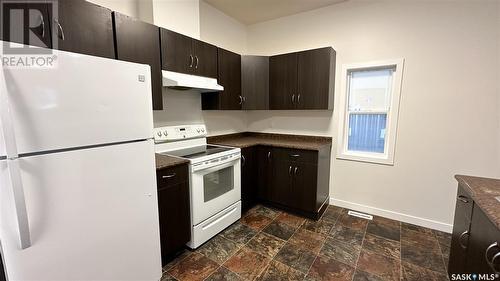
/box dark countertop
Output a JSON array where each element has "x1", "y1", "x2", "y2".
[
  {"x1": 455, "y1": 175, "x2": 500, "y2": 229},
  {"x1": 207, "y1": 132, "x2": 332, "y2": 151},
  {"x1": 155, "y1": 153, "x2": 189, "y2": 170}
]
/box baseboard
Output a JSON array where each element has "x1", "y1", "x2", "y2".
[{"x1": 330, "y1": 198, "x2": 453, "y2": 233}]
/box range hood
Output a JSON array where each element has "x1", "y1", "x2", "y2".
[{"x1": 162, "y1": 70, "x2": 224, "y2": 92}]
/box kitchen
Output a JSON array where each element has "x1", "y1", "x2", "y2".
[{"x1": 0, "y1": 0, "x2": 499, "y2": 280}]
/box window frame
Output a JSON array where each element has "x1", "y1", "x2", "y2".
[{"x1": 337, "y1": 59, "x2": 405, "y2": 165}]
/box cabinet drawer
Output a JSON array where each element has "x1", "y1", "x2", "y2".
[
  {"x1": 456, "y1": 184, "x2": 473, "y2": 221},
  {"x1": 156, "y1": 164, "x2": 189, "y2": 188},
  {"x1": 275, "y1": 148, "x2": 318, "y2": 164}
]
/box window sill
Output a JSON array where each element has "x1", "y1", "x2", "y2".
[{"x1": 336, "y1": 152, "x2": 394, "y2": 166}]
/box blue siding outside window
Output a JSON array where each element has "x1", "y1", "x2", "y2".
[{"x1": 348, "y1": 113, "x2": 387, "y2": 153}]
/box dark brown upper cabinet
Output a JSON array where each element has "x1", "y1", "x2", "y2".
[
  {"x1": 113, "y1": 12, "x2": 163, "y2": 110},
  {"x1": 269, "y1": 53, "x2": 297, "y2": 110},
  {"x1": 270, "y1": 47, "x2": 335, "y2": 110},
  {"x1": 202, "y1": 48, "x2": 241, "y2": 110},
  {"x1": 241, "y1": 56, "x2": 269, "y2": 110},
  {"x1": 160, "y1": 28, "x2": 217, "y2": 78},
  {"x1": 0, "y1": 2, "x2": 52, "y2": 49},
  {"x1": 51, "y1": 0, "x2": 115, "y2": 59}
]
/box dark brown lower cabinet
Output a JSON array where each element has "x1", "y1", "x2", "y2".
[
  {"x1": 248, "y1": 145, "x2": 331, "y2": 219},
  {"x1": 157, "y1": 164, "x2": 190, "y2": 265},
  {"x1": 448, "y1": 182, "x2": 500, "y2": 278},
  {"x1": 466, "y1": 206, "x2": 500, "y2": 275},
  {"x1": 241, "y1": 147, "x2": 257, "y2": 211}
]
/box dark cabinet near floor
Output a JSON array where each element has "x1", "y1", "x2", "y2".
[
  {"x1": 466, "y1": 205, "x2": 500, "y2": 275},
  {"x1": 160, "y1": 28, "x2": 217, "y2": 78},
  {"x1": 51, "y1": 0, "x2": 115, "y2": 59},
  {"x1": 114, "y1": 12, "x2": 163, "y2": 110},
  {"x1": 156, "y1": 164, "x2": 190, "y2": 265},
  {"x1": 241, "y1": 56, "x2": 269, "y2": 110},
  {"x1": 269, "y1": 47, "x2": 335, "y2": 110},
  {"x1": 448, "y1": 181, "x2": 500, "y2": 277},
  {"x1": 250, "y1": 145, "x2": 331, "y2": 219},
  {"x1": 448, "y1": 185, "x2": 473, "y2": 275},
  {"x1": 241, "y1": 147, "x2": 257, "y2": 211},
  {"x1": 202, "y1": 48, "x2": 242, "y2": 110},
  {"x1": 0, "y1": 2, "x2": 52, "y2": 49}
]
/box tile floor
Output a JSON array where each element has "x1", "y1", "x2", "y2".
[{"x1": 161, "y1": 205, "x2": 451, "y2": 281}]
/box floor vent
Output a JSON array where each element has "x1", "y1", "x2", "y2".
[{"x1": 348, "y1": 210, "x2": 373, "y2": 220}]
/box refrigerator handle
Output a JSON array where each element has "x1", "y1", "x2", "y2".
[
  {"x1": 0, "y1": 67, "x2": 19, "y2": 159},
  {"x1": 6, "y1": 159, "x2": 31, "y2": 249},
  {"x1": 0, "y1": 66, "x2": 31, "y2": 249}
]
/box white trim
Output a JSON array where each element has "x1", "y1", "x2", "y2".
[
  {"x1": 330, "y1": 197, "x2": 453, "y2": 233},
  {"x1": 337, "y1": 58, "x2": 405, "y2": 166}
]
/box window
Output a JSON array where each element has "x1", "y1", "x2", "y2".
[{"x1": 337, "y1": 59, "x2": 404, "y2": 165}]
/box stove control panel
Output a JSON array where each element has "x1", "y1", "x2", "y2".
[{"x1": 153, "y1": 124, "x2": 207, "y2": 143}]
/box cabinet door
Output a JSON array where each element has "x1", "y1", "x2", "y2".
[
  {"x1": 269, "y1": 53, "x2": 297, "y2": 110},
  {"x1": 114, "y1": 12, "x2": 163, "y2": 110},
  {"x1": 242, "y1": 56, "x2": 269, "y2": 110},
  {"x1": 257, "y1": 146, "x2": 274, "y2": 201},
  {"x1": 202, "y1": 48, "x2": 241, "y2": 110},
  {"x1": 157, "y1": 181, "x2": 191, "y2": 264},
  {"x1": 448, "y1": 200, "x2": 470, "y2": 274},
  {"x1": 289, "y1": 162, "x2": 317, "y2": 212},
  {"x1": 55, "y1": 0, "x2": 115, "y2": 59},
  {"x1": 160, "y1": 28, "x2": 193, "y2": 75},
  {"x1": 466, "y1": 206, "x2": 500, "y2": 275},
  {"x1": 241, "y1": 147, "x2": 257, "y2": 211},
  {"x1": 272, "y1": 160, "x2": 293, "y2": 206},
  {"x1": 193, "y1": 39, "x2": 218, "y2": 78},
  {"x1": 297, "y1": 47, "x2": 335, "y2": 110},
  {"x1": 1, "y1": 2, "x2": 52, "y2": 49}
]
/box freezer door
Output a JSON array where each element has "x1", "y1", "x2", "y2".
[
  {"x1": 0, "y1": 141, "x2": 162, "y2": 281},
  {"x1": 1, "y1": 43, "x2": 154, "y2": 155}
]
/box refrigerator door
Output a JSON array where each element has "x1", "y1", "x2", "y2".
[
  {"x1": 0, "y1": 140, "x2": 162, "y2": 281},
  {"x1": 0, "y1": 43, "x2": 153, "y2": 156}
]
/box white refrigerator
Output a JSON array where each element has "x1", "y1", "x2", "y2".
[{"x1": 0, "y1": 43, "x2": 162, "y2": 280}]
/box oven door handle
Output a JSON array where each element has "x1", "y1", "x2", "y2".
[{"x1": 193, "y1": 159, "x2": 239, "y2": 175}]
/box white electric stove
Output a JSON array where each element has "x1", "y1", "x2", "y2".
[{"x1": 154, "y1": 125, "x2": 241, "y2": 249}]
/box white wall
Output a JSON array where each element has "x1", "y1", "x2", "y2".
[
  {"x1": 152, "y1": 0, "x2": 200, "y2": 38},
  {"x1": 87, "y1": 0, "x2": 139, "y2": 17},
  {"x1": 245, "y1": 0, "x2": 500, "y2": 231}
]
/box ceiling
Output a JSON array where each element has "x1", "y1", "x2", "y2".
[{"x1": 203, "y1": 0, "x2": 347, "y2": 25}]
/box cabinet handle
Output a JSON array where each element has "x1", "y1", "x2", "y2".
[
  {"x1": 162, "y1": 173, "x2": 176, "y2": 179},
  {"x1": 243, "y1": 96, "x2": 246, "y2": 103},
  {"x1": 457, "y1": 195, "x2": 469, "y2": 203},
  {"x1": 241, "y1": 155, "x2": 246, "y2": 166},
  {"x1": 40, "y1": 15, "x2": 45, "y2": 38},
  {"x1": 54, "y1": 19, "x2": 65, "y2": 40},
  {"x1": 297, "y1": 94, "x2": 301, "y2": 104},
  {"x1": 486, "y1": 242, "x2": 499, "y2": 265},
  {"x1": 458, "y1": 230, "x2": 469, "y2": 249},
  {"x1": 288, "y1": 166, "x2": 292, "y2": 176},
  {"x1": 267, "y1": 151, "x2": 271, "y2": 161},
  {"x1": 291, "y1": 94, "x2": 295, "y2": 104},
  {"x1": 290, "y1": 154, "x2": 300, "y2": 158},
  {"x1": 490, "y1": 252, "x2": 500, "y2": 273},
  {"x1": 239, "y1": 95, "x2": 243, "y2": 105},
  {"x1": 195, "y1": 56, "x2": 199, "y2": 69},
  {"x1": 294, "y1": 166, "x2": 299, "y2": 175},
  {"x1": 189, "y1": 55, "x2": 194, "y2": 68}
]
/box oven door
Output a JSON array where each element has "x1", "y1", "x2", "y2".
[{"x1": 191, "y1": 158, "x2": 241, "y2": 225}]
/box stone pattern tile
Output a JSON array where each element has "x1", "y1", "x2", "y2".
[{"x1": 163, "y1": 205, "x2": 451, "y2": 281}]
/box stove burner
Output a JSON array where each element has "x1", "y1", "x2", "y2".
[{"x1": 161, "y1": 145, "x2": 232, "y2": 159}]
